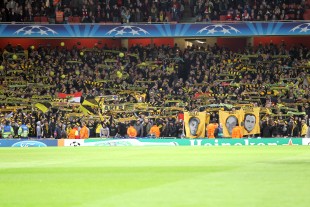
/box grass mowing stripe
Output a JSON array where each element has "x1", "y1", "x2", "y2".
[{"x1": 0, "y1": 146, "x2": 309, "y2": 207}]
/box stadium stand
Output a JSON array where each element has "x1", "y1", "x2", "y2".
[
  {"x1": 0, "y1": 1, "x2": 309, "y2": 139},
  {"x1": 1, "y1": 0, "x2": 309, "y2": 23},
  {"x1": 0, "y1": 41, "x2": 309, "y2": 138}
]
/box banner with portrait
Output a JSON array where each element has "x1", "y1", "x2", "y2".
[
  {"x1": 241, "y1": 107, "x2": 260, "y2": 136},
  {"x1": 219, "y1": 110, "x2": 243, "y2": 137},
  {"x1": 184, "y1": 112, "x2": 206, "y2": 138}
]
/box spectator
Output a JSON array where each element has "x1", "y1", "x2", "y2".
[
  {"x1": 150, "y1": 3, "x2": 158, "y2": 22},
  {"x1": 118, "y1": 122, "x2": 127, "y2": 137},
  {"x1": 36, "y1": 121, "x2": 42, "y2": 139},
  {"x1": 226, "y1": 10, "x2": 233, "y2": 20},
  {"x1": 122, "y1": 8, "x2": 131, "y2": 23},
  {"x1": 42, "y1": 121, "x2": 52, "y2": 138},
  {"x1": 142, "y1": 118, "x2": 152, "y2": 137},
  {"x1": 231, "y1": 122, "x2": 243, "y2": 139},
  {"x1": 1, "y1": 0, "x2": 308, "y2": 23},
  {"x1": 210, "y1": 10, "x2": 219, "y2": 20},
  {"x1": 109, "y1": 122, "x2": 118, "y2": 137},
  {"x1": 235, "y1": 10, "x2": 241, "y2": 21},
  {"x1": 134, "y1": 7, "x2": 142, "y2": 22},
  {"x1": 134, "y1": 120, "x2": 143, "y2": 137},
  {"x1": 54, "y1": 122, "x2": 63, "y2": 139},
  {"x1": 149, "y1": 122, "x2": 160, "y2": 138},
  {"x1": 206, "y1": 119, "x2": 218, "y2": 139},
  {"x1": 167, "y1": 121, "x2": 177, "y2": 137},
  {"x1": 0, "y1": 40, "x2": 309, "y2": 139},
  {"x1": 242, "y1": 9, "x2": 250, "y2": 21},
  {"x1": 300, "y1": 120, "x2": 308, "y2": 137},
  {"x1": 68, "y1": 124, "x2": 78, "y2": 139},
  {"x1": 112, "y1": 4, "x2": 120, "y2": 22},
  {"x1": 100, "y1": 123, "x2": 109, "y2": 138},
  {"x1": 95, "y1": 122, "x2": 102, "y2": 137},
  {"x1": 171, "y1": 4, "x2": 180, "y2": 22},
  {"x1": 127, "y1": 122, "x2": 137, "y2": 138},
  {"x1": 306, "y1": 125, "x2": 310, "y2": 138},
  {"x1": 88, "y1": 121, "x2": 96, "y2": 137},
  {"x1": 80, "y1": 122, "x2": 89, "y2": 139}
]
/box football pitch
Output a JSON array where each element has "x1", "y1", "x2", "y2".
[{"x1": 0, "y1": 146, "x2": 309, "y2": 207}]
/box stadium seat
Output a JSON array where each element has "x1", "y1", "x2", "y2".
[
  {"x1": 288, "y1": 14, "x2": 295, "y2": 19},
  {"x1": 68, "y1": 16, "x2": 74, "y2": 23},
  {"x1": 34, "y1": 16, "x2": 41, "y2": 23},
  {"x1": 105, "y1": 22, "x2": 121, "y2": 25},
  {"x1": 166, "y1": 12, "x2": 171, "y2": 22},
  {"x1": 72, "y1": 17, "x2": 81, "y2": 23},
  {"x1": 220, "y1": 15, "x2": 226, "y2": 21},
  {"x1": 41, "y1": 16, "x2": 49, "y2": 23},
  {"x1": 303, "y1": 9, "x2": 310, "y2": 20}
]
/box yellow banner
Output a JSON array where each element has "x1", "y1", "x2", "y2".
[
  {"x1": 205, "y1": 113, "x2": 210, "y2": 125},
  {"x1": 184, "y1": 112, "x2": 206, "y2": 138},
  {"x1": 219, "y1": 110, "x2": 243, "y2": 137},
  {"x1": 241, "y1": 107, "x2": 261, "y2": 136},
  {"x1": 134, "y1": 93, "x2": 146, "y2": 102},
  {"x1": 34, "y1": 103, "x2": 50, "y2": 113},
  {"x1": 102, "y1": 103, "x2": 134, "y2": 111}
]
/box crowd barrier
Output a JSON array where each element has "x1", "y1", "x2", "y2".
[{"x1": 0, "y1": 138, "x2": 309, "y2": 147}]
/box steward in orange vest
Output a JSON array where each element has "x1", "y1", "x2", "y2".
[
  {"x1": 127, "y1": 123, "x2": 137, "y2": 138},
  {"x1": 206, "y1": 120, "x2": 218, "y2": 139},
  {"x1": 231, "y1": 122, "x2": 244, "y2": 138},
  {"x1": 149, "y1": 123, "x2": 160, "y2": 138},
  {"x1": 80, "y1": 122, "x2": 89, "y2": 139}
]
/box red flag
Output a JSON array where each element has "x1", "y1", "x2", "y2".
[{"x1": 58, "y1": 92, "x2": 82, "y2": 103}]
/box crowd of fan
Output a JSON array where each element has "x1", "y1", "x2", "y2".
[
  {"x1": 192, "y1": 0, "x2": 308, "y2": 22},
  {"x1": 1, "y1": 0, "x2": 309, "y2": 23},
  {"x1": 0, "y1": 0, "x2": 185, "y2": 23},
  {"x1": 0, "y1": 40, "x2": 310, "y2": 138}
]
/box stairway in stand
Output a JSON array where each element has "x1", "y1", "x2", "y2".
[{"x1": 180, "y1": 1, "x2": 196, "y2": 23}]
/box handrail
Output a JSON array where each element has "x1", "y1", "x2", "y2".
[{"x1": 0, "y1": 19, "x2": 309, "y2": 25}]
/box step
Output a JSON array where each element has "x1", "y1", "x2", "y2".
[{"x1": 180, "y1": 18, "x2": 196, "y2": 23}]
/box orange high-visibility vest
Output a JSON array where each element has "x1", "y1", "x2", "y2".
[
  {"x1": 231, "y1": 126, "x2": 243, "y2": 138},
  {"x1": 127, "y1": 126, "x2": 137, "y2": 138}
]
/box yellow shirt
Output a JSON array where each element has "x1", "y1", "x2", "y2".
[
  {"x1": 96, "y1": 124, "x2": 102, "y2": 134},
  {"x1": 301, "y1": 124, "x2": 308, "y2": 136}
]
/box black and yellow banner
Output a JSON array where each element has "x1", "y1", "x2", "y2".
[
  {"x1": 79, "y1": 105, "x2": 96, "y2": 115},
  {"x1": 241, "y1": 107, "x2": 260, "y2": 136},
  {"x1": 82, "y1": 98, "x2": 99, "y2": 107},
  {"x1": 184, "y1": 112, "x2": 206, "y2": 138},
  {"x1": 219, "y1": 110, "x2": 243, "y2": 137},
  {"x1": 220, "y1": 107, "x2": 261, "y2": 137},
  {"x1": 35, "y1": 103, "x2": 51, "y2": 113}
]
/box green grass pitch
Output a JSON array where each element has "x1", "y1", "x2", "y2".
[{"x1": 0, "y1": 146, "x2": 309, "y2": 207}]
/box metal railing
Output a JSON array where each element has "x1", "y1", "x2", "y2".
[{"x1": 0, "y1": 19, "x2": 309, "y2": 25}]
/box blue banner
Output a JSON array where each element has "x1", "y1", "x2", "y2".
[
  {"x1": 0, "y1": 22, "x2": 309, "y2": 38},
  {"x1": 0, "y1": 139, "x2": 58, "y2": 147}
]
